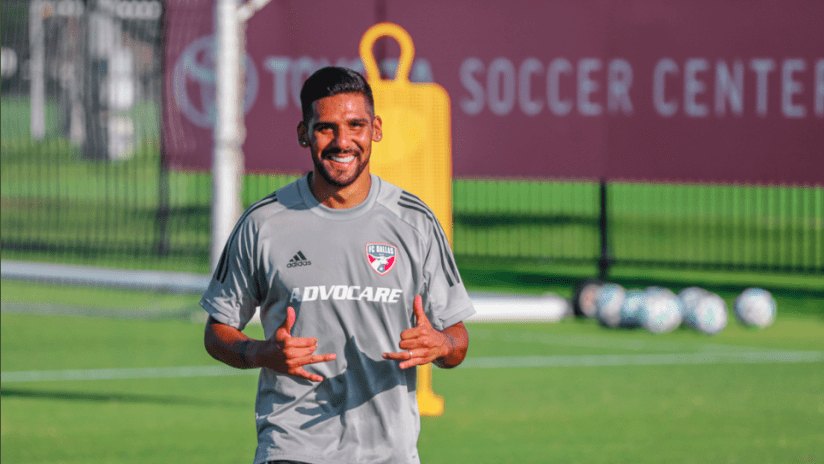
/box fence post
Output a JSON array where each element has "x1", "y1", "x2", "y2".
[
  {"x1": 29, "y1": 0, "x2": 46, "y2": 140},
  {"x1": 598, "y1": 178, "x2": 613, "y2": 279}
]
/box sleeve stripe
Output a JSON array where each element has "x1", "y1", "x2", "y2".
[
  {"x1": 398, "y1": 198, "x2": 455, "y2": 287},
  {"x1": 398, "y1": 192, "x2": 460, "y2": 282},
  {"x1": 215, "y1": 193, "x2": 278, "y2": 283},
  {"x1": 398, "y1": 193, "x2": 460, "y2": 287}
]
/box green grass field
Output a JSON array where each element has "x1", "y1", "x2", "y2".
[
  {"x1": 2, "y1": 280, "x2": 822, "y2": 464},
  {"x1": 2, "y1": 97, "x2": 823, "y2": 462}
]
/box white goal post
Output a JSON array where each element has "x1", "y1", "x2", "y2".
[{"x1": 211, "y1": 0, "x2": 273, "y2": 271}]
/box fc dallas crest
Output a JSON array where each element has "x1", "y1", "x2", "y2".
[{"x1": 366, "y1": 242, "x2": 398, "y2": 276}]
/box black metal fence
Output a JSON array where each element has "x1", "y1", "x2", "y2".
[{"x1": 2, "y1": 0, "x2": 822, "y2": 286}]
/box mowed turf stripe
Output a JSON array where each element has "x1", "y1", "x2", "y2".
[
  {"x1": 2, "y1": 351, "x2": 822, "y2": 383},
  {"x1": 469, "y1": 327, "x2": 770, "y2": 353},
  {"x1": 0, "y1": 365, "x2": 257, "y2": 383},
  {"x1": 463, "y1": 351, "x2": 824, "y2": 369}
]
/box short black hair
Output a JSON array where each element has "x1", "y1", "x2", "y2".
[{"x1": 300, "y1": 66, "x2": 375, "y2": 124}]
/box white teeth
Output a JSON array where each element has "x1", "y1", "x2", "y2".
[{"x1": 331, "y1": 155, "x2": 355, "y2": 163}]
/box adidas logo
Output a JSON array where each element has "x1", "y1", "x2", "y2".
[{"x1": 287, "y1": 251, "x2": 312, "y2": 268}]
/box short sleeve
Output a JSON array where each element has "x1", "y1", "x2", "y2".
[
  {"x1": 199, "y1": 218, "x2": 261, "y2": 331},
  {"x1": 421, "y1": 221, "x2": 476, "y2": 330}
]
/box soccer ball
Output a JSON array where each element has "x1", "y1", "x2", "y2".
[
  {"x1": 640, "y1": 289, "x2": 683, "y2": 334},
  {"x1": 684, "y1": 292, "x2": 728, "y2": 335},
  {"x1": 679, "y1": 286, "x2": 707, "y2": 329},
  {"x1": 646, "y1": 286, "x2": 677, "y2": 299},
  {"x1": 734, "y1": 288, "x2": 776, "y2": 328},
  {"x1": 573, "y1": 279, "x2": 604, "y2": 318},
  {"x1": 619, "y1": 289, "x2": 646, "y2": 328},
  {"x1": 595, "y1": 283, "x2": 626, "y2": 327},
  {"x1": 678, "y1": 286, "x2": 708, "y2": 318}
]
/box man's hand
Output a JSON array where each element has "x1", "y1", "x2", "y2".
[
  {"x1": 383, "y1": 295, "x2": 458, "y2": 369},
  {"x1": 249, "y1": 306, "x2": 337, "y2": 382}
]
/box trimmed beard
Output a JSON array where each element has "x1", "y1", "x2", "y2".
[{"x1": 312, "y1": 152, "x2": 370, "y2": 188}]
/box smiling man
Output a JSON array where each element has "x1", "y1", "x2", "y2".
[
  {"x1": 200, "y1": 66, "x2": 475, "y2": 464},
  {"x1": 298, "y1": 86, "x2": 377, "y2": 201}
]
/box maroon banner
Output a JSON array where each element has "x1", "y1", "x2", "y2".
[{"x1": 163, "y1": 0, "x2": 824, "y2": 186}]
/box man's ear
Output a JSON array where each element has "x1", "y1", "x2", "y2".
[
  {"x1": 372, "y1": 115, "x2": 383, "y2": 142},
  {"x1": 296, "y1": 121, "x2": 309, "y2": 147}
]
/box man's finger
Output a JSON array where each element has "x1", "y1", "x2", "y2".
[
  {"x1": 276, "y1": 306, "x2": 297, "y2": 339},
  {"x1": 284, "y1": 306, "x2": 296, "y2": 333},
  {"x1": 383, "y1": 350, "x2": 420, "y2": 369},
  {"x1": 304, "y1": 353, "x2": 337, "y2": 365},
  {"x1": 382, "y1": 350, "x2": 413, "y2": 361},
  {"x1": 413, "y1": 295, "x2": 427, "y2": 327},
  {"x1": 282, "y1": 340, "x2": 335, "y2": 360},
  {"x1": 283, "y1": 336, "x2": 318, "y2": 348},
  {"x1": 399, "y1": 326, "x2": 423, "y2": 341},
  {"x1": 288, "y1": 353, "x2": 337, "y2": 368},
  {"x1": 399, "y1": 360, "x2": 420, "y2": 370},
  {"x1": 283, "y1": 345, "x2": 318, "y2": 359},
  {"x1": 292, "y1": 353, "x2": 336, "y2": 382},
  {"x1": 293, "y1": 367, "x2": 325, "y2": 383}
]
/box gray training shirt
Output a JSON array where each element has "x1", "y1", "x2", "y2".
[{"x1": 200, "y1": 174, "x2": 476, "y2": 464}]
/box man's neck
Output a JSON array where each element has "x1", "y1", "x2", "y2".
[{"x1": 309, "y1": 172, "x2": 372, "y2": 209}]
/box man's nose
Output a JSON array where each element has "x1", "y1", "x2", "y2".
[{"x1": 333, "y1": 130, "x2": 352, "y2": 149}]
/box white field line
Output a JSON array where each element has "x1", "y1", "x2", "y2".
[
  {"x1": 1, "y1": 260, "x2": 210, "y2": 294},
  {"x1": 2, "y1": 351, "x2": 822, "y2": 383}
]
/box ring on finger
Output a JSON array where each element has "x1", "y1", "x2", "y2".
[{"x1": 407, "y1": 350, "x2": 414, "y2": 358}]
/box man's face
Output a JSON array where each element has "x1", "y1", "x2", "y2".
[{"x1": 298, "y1": 92, "x2": 382, "y2": 189}]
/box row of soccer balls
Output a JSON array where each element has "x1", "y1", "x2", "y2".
[{"x1": 574, "y1": 280, "x2": 777, "y2": 335}]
